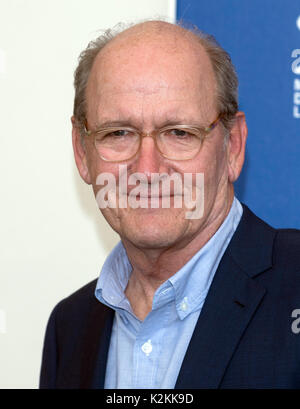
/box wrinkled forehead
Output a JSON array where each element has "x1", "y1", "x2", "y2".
[{"x1": 86, "y1": 24, "x2": 217, "y2": 123}]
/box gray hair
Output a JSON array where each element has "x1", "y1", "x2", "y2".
[{"x1": 73, "y1": 20, "x2": 238, "y2": 138}]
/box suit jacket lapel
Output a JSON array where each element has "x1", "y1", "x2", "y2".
[
  {"x1": 79, "y1": 301, "x2": 114, "y2": 389},
  {"x1": 175, "y1": 205, "x2": 276, "y2": 389}
]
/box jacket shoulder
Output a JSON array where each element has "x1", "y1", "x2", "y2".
[
  {"x1": 52, "y1": 278, "x2": 110, "y2": 328},
  {"x1": 273, "y1": 228, "x2": 300, "y2": 271},
  {"x1": 40, "y1": 279, "x2": 113, "y2": 388},
  {"x1": 229, "y1": 204, "x2": 300, "y2": 276},
  {"x1": 55, "y1": 279, "x2": 98, "y2": 312}
]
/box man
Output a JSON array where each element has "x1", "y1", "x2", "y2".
[{"x1": 40, "y1": 20, "x2": 300, "y2": 388}]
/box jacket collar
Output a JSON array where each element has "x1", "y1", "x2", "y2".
[
  {"x1": 226, "y1": 204, "x2": 275, "y2": 278},
  {"x1": 175, "y1": 204, "x2": 276, "y2": 388}
]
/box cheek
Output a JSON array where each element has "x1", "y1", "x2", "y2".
[
  {"x1": 177, "y1": 147, "x2": 226, "y2": 182},
  {"x1": 204, "y1": 147, "x2": 229, "y2": 202},
  {"x1": 84, "y1": 144, "x2": 120, "y2": 193},
  {"x1": 183, "y1": 141, "x2": 228, "y2": 198}
]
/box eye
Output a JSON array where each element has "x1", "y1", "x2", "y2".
[
  {"x1": 105, "y1": 129, "x2": 130, "y2": 139},
  {"x1": 162, "y1": 128, "x2": 199, "y2": 141},
  {"x1": 96, "y1": 129, "x2": 134, "y2": 143},
  {"x1": 109, "y1": 130, "x2": 128, "y2": 137},
  {"x1": 170, "y1": 129, "x2": 191, "y2": 138}
]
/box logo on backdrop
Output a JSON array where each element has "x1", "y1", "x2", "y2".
[
  {"x1": 292, "y1": 50, "x2": 300, "y2": 118},
  {"x1": 297, "y1": 15, "x2": 300, "y2": 31},
  {"x1": 292, "y1": 16, "x2": 300, "y2": 118}
]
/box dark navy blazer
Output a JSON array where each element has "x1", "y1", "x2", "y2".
[{"x1": 40, "y1": 205, "x2": 300, "y2": 388}]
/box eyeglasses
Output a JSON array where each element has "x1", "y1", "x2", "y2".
[{"x1": 83, "y1": 115, "x2": 222, "y2": 162}]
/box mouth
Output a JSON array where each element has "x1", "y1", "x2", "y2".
[
  {"x1": 137, "y1": 194, "x2": 176, "y2": 199},
  {"x1": 121, "y1": 186, "x2": 181, "y2": 198}
]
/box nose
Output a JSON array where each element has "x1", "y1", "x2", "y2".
[{"x1": 133, "y1": 134, "x2": 165, "y2": 178}]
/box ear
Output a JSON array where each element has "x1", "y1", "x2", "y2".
[
  {"x1": 71, "y1": 116, "x2": 92, "y2": 185},
  {"x1": 226, "y1": 111, "x2": 248, "y2": 183}
]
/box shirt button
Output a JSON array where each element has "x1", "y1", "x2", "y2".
[
  {"x1": 180, "y1": 297, "x2": 188, "y2": 311},
  {"x1": 141, "y1": 340, "x2": 152, "y2": 356}
]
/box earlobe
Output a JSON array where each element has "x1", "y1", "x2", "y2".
[
  {"x1": 227, "y1": 112, "x2": 248, "y2": 183},
  {"x1": 71, "y1": 116, "x2": 92, "y2": 185}
]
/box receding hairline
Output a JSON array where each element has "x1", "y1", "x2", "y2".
[
  {"x1": 87, "y1": 19, "x2": 216, "y2": 103},
  {"x1": 92, "y1": 20, "x2": 210, "y2": 64},
  {"x1": 104, "y1": 20, "x2": 202, "y2": 42}
]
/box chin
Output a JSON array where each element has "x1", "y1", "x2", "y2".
[
  {"x1": 125, "y1": 230, "x2": 178, "y2": 250},
  {"x1": 119, "y1": 208, "x2": 189, "y2": 249}
]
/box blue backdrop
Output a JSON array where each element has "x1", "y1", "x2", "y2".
[{"x1": 177, "y1": 0, "x2": 300, "y2": 228}]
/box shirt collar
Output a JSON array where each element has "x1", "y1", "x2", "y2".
[
  {"x1": 166, "y1": 197, "x2": 242, "y2": 319},
  {"x1": 96, "y1": 242, "x2": 132, "y2": 310},
  {"x1": 95, "y1": 197, "x2": 243, "y2": 320}
]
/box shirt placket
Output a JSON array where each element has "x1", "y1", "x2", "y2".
[{"x1": 132, "y1": 298, "x2": 173, "y2": 388}]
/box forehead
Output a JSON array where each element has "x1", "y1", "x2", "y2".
[{"x1": 86, "y1": 25, "x2": 217, "y2": 125}]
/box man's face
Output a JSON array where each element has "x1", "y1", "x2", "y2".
[{"x1": 74, "y1": 27, "x2": 243, "y2": 251}]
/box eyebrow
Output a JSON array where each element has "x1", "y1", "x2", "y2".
[
  {"x1": 93, "y1": 120, "x2": 133, "y2": 129},
  {"x1": 92, "y1": 117, "x2": 205, "y2": 130}
]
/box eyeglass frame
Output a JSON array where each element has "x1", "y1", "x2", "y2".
[{"x1": 82, "y1": 114, "x2": 223, "y2": 162}]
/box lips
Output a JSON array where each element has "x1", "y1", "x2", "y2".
[
  {"x1": 120, "y1": 189, "x2": 182, "y2": 199},
  {"x1": 121, "y1": 185, "x2": 184, "y2": 198}
]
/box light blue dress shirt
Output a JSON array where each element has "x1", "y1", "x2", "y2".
[{"x1": 95, "y1": 197, "x2": 243, "y2": 389}]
